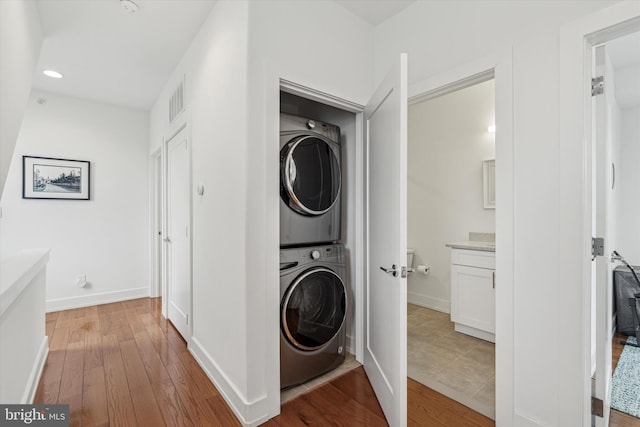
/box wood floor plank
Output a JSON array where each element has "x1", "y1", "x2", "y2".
[
  {"x1": 166, "y1": 361, "x2": 229, "y2": 427},
  {"x1": 331, "y1": 366, "x2": 385, "y2": 419},
  {"x1": 303, "y1": 382, "x2": 388, "y2": 426},
  {"x1": 58, "y1": 330, "x2": 85, "y2": 418},
  {"x1": 82, "y1": 366, "x2": 109, "y2": 427},
  {"x1": 119, "y1": 339, "x2": 166, "y2": 427},
  {"x1": 101, "y1": 334, "x2": 137, "y2": 427}
]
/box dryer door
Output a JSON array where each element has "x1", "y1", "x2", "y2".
[
  {"x1": 281, "y1": 136, "x2": 341, "y2": 216},
  {"x1": 282, "y1": 267, "x2": 346, "y2": 351}
]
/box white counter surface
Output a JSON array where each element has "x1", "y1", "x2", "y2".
[{"x1": 445, "y1": 241, "x2": 495, "y2": 252}]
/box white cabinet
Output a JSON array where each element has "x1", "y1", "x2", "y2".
[{"x1": 450, "y1": 248, "x2": 495, "y2": 342}]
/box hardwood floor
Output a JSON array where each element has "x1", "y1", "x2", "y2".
[
  {"x1": 610, "y1": 332, "x2": 640, "y2": 427},
  {"x1": 35, "y1": 298, "x2": 241, "y2": 427},
  {"x1": 33, "y1": 297, "x2": 490, "y2": 426}
]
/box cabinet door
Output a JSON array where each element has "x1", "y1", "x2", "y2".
[{"x1": 451, "y1": 265, "x2": 495, "y2": 334}]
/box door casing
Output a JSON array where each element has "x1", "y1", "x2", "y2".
[
  {"x1": 264, "y1": 48, "x2": 515, "y2": 425},
  {"x1": 558, "y1": 3, "x2": 640, "y2": 425}
]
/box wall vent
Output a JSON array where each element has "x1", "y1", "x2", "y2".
[{"x1": 169, "y1": 79, "x2": 185, "y2": 124}]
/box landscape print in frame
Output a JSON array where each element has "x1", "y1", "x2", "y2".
[{"x1": 23, "y1": 156, "x2": 90, "y2": 200}]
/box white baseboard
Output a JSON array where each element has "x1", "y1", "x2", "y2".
[
  {"x1": 23, "y1": 336, "x2": 48, "y2": 404},
  {"x1": 408, "y1": 292, "x2": 450, "y2": 314},
  {"x1": 46, "y1": 287, "x2": 149, "y2": 312},
  {"x1": 189, "y1": 337, "x2": 270, "y2": 427}
]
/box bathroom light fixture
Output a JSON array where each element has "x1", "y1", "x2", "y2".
[
  {"x1": 121, "y1": 0, "x2": 139, "y2": 13},
  {"x1": 43, "y1": 69, "x2": 63, "y2": 79},
  {"x1": 488, "y1": 125, "x2": 496, "y2": 133}
]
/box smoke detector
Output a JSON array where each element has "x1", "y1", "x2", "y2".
[{"x1": 121, "y1": 0, "x2": 139, "y2": 13}]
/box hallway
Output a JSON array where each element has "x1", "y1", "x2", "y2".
[{"x1": 35, "y1": 297, "x2": 494, "y2": 426}]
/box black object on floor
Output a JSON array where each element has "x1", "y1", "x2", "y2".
[{"x1": 612, "y1": 251, "x2": 640, "y2": 348}]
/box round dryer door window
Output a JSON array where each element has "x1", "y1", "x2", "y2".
[
  {"x1": 281, "y1": 136, "x2": 341, "y2": 216},
  {"x1": 282, "y1": 267, "x2": 346, "y2": 351}
]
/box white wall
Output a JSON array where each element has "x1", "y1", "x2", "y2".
[
  {"x1": 616, "y1": 106, "x2": 640, "y2": 263},
  {"x1": 374, "y1": 1, "x2": 621, "y2": 426},
  {"x1": 150, "y1": 2, "x2": 374, "y2": 424},
  {"x1": 0, "y1": 0, "x2": 43, "y2": 201},
  {"x1": 149, "y1": 0, "x2": 253, "y2": 422},
  {"x1": 408, "y1": 79, "x2": 495, "y2": 312},
  {"x1": 1, "y1": 91, "x2": 150, "y2": 310},
  {"x1": 246, "y1": 2, "x2": 373, "y2": 422}
]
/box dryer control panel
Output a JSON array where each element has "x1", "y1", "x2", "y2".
[{"x1": 279, "y1": 244, "x2": 344, "y2": 267}]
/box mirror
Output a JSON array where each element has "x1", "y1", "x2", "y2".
[{"x1": 483, "y1": 159, "x2": 495, "y2": 209}]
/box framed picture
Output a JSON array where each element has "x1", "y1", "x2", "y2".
[{"x1": 22, "y1": 156, "x2": 91, "y2": 200}]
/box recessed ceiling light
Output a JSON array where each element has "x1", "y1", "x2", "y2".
[
  {"x1": 121, "y1": 0, "x2": 139, "y2": 13},
  {"x1": 43, "y1": 70, "x2": 63, "y2": 79}
]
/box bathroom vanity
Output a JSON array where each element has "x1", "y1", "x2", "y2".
[{"x1": 446, "y1": 238, "x2": 496, "y2": 343}]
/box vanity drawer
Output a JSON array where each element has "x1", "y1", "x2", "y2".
[{"x1": 451, "y1": 248, "x2": 495, "y2": 269}]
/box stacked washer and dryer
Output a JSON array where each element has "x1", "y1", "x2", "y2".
[{"x1": 279, "y1": 113, "x2": 348, "y2": 390}]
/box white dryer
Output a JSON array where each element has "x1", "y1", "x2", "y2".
[{"x1": 280, "y1": 113, "x2": 341, "y2": 247}]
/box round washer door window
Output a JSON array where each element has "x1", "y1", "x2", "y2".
[
  {"x1": 282, "y1": 268, "x2": 346, "y2": 351},
  {"x1": 281, "y1": 136, "x2": 341, "y2": 216}
]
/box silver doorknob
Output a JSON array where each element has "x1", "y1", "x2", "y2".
[{"x1": 380, "y1": 264, "x2": 398, "y2": 277}]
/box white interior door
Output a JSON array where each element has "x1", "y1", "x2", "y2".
[
  {"x1": 166, "y1": 126, "x2": 191, "y2": 340},
  {"x1": 364, "y1": 53, "x2": 408, "y2": 427},
  {"x1": 592, "y1": 44, "x2": 613, "y2": 427}
]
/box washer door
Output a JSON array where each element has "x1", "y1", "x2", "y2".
[
  {"x1": 282, "y1": 267, "x2": 347, "y2": 351},
  {"x1": 281, "y1": 135, "x2": 341, "y2": 216}
]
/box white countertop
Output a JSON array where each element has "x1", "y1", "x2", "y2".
[
  {"x1": 445, "y1": 241, "x2": 495, "y2": 252},
  {"x1": 0, "y1": 249, "x2": 50, "y2": 316}
]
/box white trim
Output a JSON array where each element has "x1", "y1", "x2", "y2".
[
  {"x1": 162, "y1": 120, "x2": 193, "y2": 344},
  {"x1": 280, "y1": 79, "x2": 364, "y2": 113},
  {"x1": 274, "y1": 76, "x2": 368, "y2": 382},
  {"x1": 189, "y1": 338, "x2": 269, "y2": 427},
  {"x1": 149, "y1": 148, "x2": 162, "y2": 298},
  {"x1": 24, "y1": 336, "x2": 48, "y2": 404},
  {"x1": 407, "y1": 292, "x2": 450, "y2": 314},
  {"x1": 46, "y1": 287, "x2": 149, "y2": 312},
  {"x1": 409, "y1": 69, "x2": 494, "y2": 105},
  {"x1": 407, "y1": 48, "x2": 514, "y2": 426},
  {"x1": 454, "y1": 323, "x2": 495, "y2": 343},
  {"x1": 559, "y1": 3, "x2": 640, "y2": 425}
]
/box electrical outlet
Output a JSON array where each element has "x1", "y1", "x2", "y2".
[{"x1": 76, "y1": 274, "x2": 87, "y2": 288}]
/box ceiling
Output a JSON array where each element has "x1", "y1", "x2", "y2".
[
  {"x1": 33, "y1": 0, "x2": 216, "y2": 110},
  {"x1": 32, "y1": 0, "x2": 415, "y2": 110},
  {"x1": 31, "y1": 0, "x2": 639, "y2": 111},
  {"x1": 332, "y1": 0, "x2": 415, "y2": 25}
]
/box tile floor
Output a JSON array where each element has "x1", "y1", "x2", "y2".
[
  {"x1": 280, "y1": 352, "x2": 361, "y2": 403},
  {"x1": 408, "y1": 304, "x2": 496, "y2": 420}
]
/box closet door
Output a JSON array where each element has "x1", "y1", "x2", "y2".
[{"x1": 364, "y1": 53, "x2": 408, "y2": 427}]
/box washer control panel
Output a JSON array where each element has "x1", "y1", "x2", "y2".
[{"x1": 279, "y1": 244, "x2": 343, "y2": 265}]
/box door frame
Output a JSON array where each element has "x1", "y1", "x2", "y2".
[
  {"x1": 266, "y1": 50, "x2": 515, "y2": 423},
  {"x1": 149, "y1": 148, "x2": 162, "y2": 298},
  {"x1": 162, "y1": 122, "x2": 193, "y2": 337},
  {"x1": 407, "y1": 50, "x2": 514, "y2": 425},
  {"x1": 558, "y1": 3, "x2": 640, "y2": 425}
]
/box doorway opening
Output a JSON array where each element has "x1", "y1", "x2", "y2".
[
  {"x1": 590, "y1": 29, "x2": 640, "y2": 426},
  {"x1": 407, "y1": 73, "x2": 497, "y2": 420}
]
